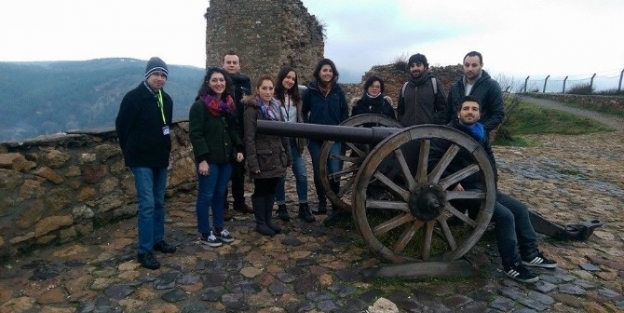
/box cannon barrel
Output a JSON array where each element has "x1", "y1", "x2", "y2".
[{"x1": 256, "y1": 120, "x2": 399, "y2": 144}]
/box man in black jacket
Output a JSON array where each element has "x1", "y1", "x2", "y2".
[
  {"x1": 396, "y1": 53, "x2": 448, "y2": 126},
  {"x1": 430, "y1": 96, "x2": 556, "y2": 283},
  {"x1": 115, "y1": 57, "x2": 177, "y2": 270},
  {"x1": 447, "y1": 51, "x2": 505, "y2": 135},
  {"x1": 222, "y1": 51, "x2": 253, "y2": 220}
]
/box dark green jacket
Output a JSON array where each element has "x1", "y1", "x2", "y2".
[{"x1": 188, "y1": 98, "x2": 242, "y2": 164}]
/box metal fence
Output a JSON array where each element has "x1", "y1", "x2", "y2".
[{"x1": 522, "y1": 68, "x2": 624, "y2": 93}]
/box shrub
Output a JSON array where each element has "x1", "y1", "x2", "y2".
[
  {"x1": 567, "y1": 83, "x2": 594, "y2": 95},
  {"x1": 393, "y1": 53, "x2": 408, "y2": 72}
]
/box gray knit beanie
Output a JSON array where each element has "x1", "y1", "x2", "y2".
[{"x1": 145, "y1": 57, "x2": 168, "y2": 79}]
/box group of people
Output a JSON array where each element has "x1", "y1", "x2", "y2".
[{"x1": 115, "y1": 50, "x2": 557, "y2": 284}]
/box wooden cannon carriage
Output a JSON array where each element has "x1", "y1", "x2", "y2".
[{"x1": 257, "y1": 114, "x2": 602, "y2": 278}]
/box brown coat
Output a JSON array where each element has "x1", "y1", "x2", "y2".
[{"x1": 243, "y1": 95, "x2": 292, "y2": 179}]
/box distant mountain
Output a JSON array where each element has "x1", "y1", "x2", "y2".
[{"x1": 0, "y1": 58, "x2": 205, "y2": 142}]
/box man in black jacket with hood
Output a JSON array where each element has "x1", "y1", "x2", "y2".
[
  {"x1": 222, "y1": 51, "x2": 253, "y2": 220},
  {"x1": 447, "y1": 51, "x2": 505, "y2": 135}
]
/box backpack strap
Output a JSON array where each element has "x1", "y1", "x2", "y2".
[
  {"x1": 401, "y1": 78, "x2": 437, "y2": 98},
  {"x1": 401, "y1": 82, "x2": 409, "y2": 99}
]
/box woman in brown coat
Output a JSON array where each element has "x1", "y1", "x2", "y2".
[{"x1": 243, "y1": 74, "x2": 292, "y2": 236}]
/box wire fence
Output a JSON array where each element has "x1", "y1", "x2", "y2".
[{"x1": 522, "y1": 68, "x2": 624, "y2": 94}]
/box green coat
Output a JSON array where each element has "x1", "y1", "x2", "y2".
[{"x1": 189, "y1": 99, "x2": 242, "y2": 164}]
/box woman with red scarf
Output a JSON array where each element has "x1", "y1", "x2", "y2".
[{"x1": 189, "y1": 67, "x2": 244, "y2": 248}]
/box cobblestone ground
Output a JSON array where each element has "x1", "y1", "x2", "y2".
[{"x1": 1, "y1": 130, "x2": 624, "y2": 313}]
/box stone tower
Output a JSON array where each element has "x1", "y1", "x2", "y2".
[{"x1": 204, "y1": 0, "x2": 324, "y2": 84}]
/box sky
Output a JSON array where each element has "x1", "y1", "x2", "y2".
[{"x1": 2, "y1": 0, "x2": 623, "y2": 84}]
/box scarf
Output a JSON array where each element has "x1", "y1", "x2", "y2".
[
  {"x1": 460, "y1": 122, "x2": 486, "y2": 142},
  {"x1": 359, "y1": 93, "x2": 385, "y2": 112},
  {"x1": 201, "y1": 94, "x2": 235, "y2": 117},
  {"x1": 257, "y1": 96, "x2": 278, "y2": 121},
  {"x1": 318, "y1": 81, "x2": 332, "y2": 97}
]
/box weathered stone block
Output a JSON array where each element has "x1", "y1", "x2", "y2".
[
  {"x1": 45, "y1": 149, "x2": 71, "y2": 168},
  {"x1": 82, "y1": 164, "x2": 108, "y2": 184},
  {"x1": 99, "y1": 177, "x2": 119, "y2": 194},
  {"x1": 45, "y1": 189, "x2": 71, "y2": 213},
  {"x1": 18, "y1": 179, "x2": 44, "y2": 201},
  {"x1": 0, "y1": 168, "x2": 24, "y2": 192},
  {"x1": 36, "y1": 233, "x2": 56, "y2": 245},
  {"x1": 66, "y1": 165, "x2": 81, "y2": 177},
  {"x1": 78, "y1": 186, "x2": 96, "y2": 201},
  {"x1": 94, "y1": 143, "x2": 121, "y2": 161},
  {"x1": 15, "y1": 200, "x2": 45, "y2": 229},
  {"x1": 33, "y1": 166, "x2": 65, "y2": 184},
  {"x1": 35, "y1": 215, "x2": 74, "y2": 237},
  {"x1": 59, "y1": 226, "x2": 77, "y2": 243}
]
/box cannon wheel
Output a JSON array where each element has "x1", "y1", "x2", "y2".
[
  {"x1": 319, "y1": 114, "x2": 403, "y2": 212},
  {"x1": 352, "y1": 125, "x2": 497, "y2": 264}
]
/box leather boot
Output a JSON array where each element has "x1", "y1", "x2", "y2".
[
  {"x1": 252, "y1": 195, "x2": 275, "y2": 236},
  {"x1": 277, "y1": 204, "x2": 291, "y2": 221},
  {"x1": 264, "y1": 195, "x2": 281, "y2": 234},
  {"x1": 298, "y1": 203, "x2": 315, "y2": 223}
]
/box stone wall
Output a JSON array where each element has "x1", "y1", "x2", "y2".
[
  {"x1": 526, "y1": 93, "x2": 624, "y2": 111},
  {"x1": 0, "y1": 123, "x2": 197, "y2": 260},
  {"x1": 204, "y1": 0, "x2": 324, "y2": 84}
]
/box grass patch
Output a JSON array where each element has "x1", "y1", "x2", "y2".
[
  {"x1": 492, "y1": 136, "x2": 538, "y2": 147},
  {"x1": 559, "y1": 101, "x2": 624, "y2": 119},
  {"x1": 503, "y1": 102, "x2": 613, "y2": 135}
]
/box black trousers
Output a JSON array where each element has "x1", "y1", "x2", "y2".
[
  {"x1": 253, "y1": 177, "x2": 279, "y2": 197},
  {"x1": 224, "y1": 160, "x2": 246, "y2": 207}
]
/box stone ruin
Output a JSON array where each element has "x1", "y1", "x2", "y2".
[{"x1": 204, "y1": 0, "x2": 325, "y2": 84}]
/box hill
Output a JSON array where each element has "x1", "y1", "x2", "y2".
[{"x1": 0, "y1": 58, "x2": 205, "y2": 142}]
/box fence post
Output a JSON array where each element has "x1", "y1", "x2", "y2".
[
  {"x1": 562, "y1": 76, "x2": 568, "y2": 93},
  {"x1": 619, "y1": 69, "x2": 623, "y2": 93},
  {"x1": 524, "y1": 76, "x2": 529, "y2": 93},
  {"x1": 589, "y1": 73, "x2": 596, "y2": 92},
  {"x1": 543, "y1": 75, "x2": 550, "y2": 93}
]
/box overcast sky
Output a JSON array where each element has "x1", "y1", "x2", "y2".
[{"x1": 2, "y1": 0, "x2": 623, "y2": 82}]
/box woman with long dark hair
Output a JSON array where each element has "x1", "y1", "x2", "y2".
[
  {"x1": 274, "y1": 67, "x2": 315, "y2": 223},
  {"x1": 189, "y1": 67, "x2": 244, "y2": 247},
  {"x1": 351, "y1": 75, "x2": 396, "y2": 120},
  {"x1": 301, "y1": 58, "x2": 349, "y2": 217}
]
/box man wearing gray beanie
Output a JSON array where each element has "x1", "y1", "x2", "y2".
[{"x1": 115, "y1": 56, "x2": 176, "y2": 270}]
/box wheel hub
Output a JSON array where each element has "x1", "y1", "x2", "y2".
[{"x1": 408, "y1": 184, "x2": 446, "y2": 221}]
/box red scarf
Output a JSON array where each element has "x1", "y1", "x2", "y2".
[{"x1": 201, "y1": 94, "x2": 235, "y2": 117}]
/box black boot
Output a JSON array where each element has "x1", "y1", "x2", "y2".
[
  {"x1": 313, "y1": 201, "x2": 327, "y2": 215},
  {"x1": 277, "y1": 204, "x2": 291, "y2": 221},
  {"x1": 298, "y1": 203, "x2": 315, "y2": 223},
  {"x1": 264, "y1": 195, "x2": 281, "y2": 234},
  {"x1": 252, "y1": 195, "x2": 275, "y2": 236}
]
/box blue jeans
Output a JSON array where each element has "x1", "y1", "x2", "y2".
[
  {"x1": 307, "y1": 140, "x2": 342, "y2": 204},
  {"x1": 493, "y1": 192, "x2": 538, "y2": 267},
  {"x1": 276, "y1": 138, "x2": 308, "y2": 205},
  {"x1": 131, "y1": 167, "x2": 168, "y2": 255},
  {"x1": 196, "y1": 163, "x2": 233, "y2": 235}
]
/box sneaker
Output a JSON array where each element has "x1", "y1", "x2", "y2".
[
  {"x1": 200, "y1": 232, "x2": 222, "y2": 248},
  {"x1": 215, "y1": 229, "x2": 234, "y2": 243},
  {"x1": 504, "y1": 264, "x2": 539, "y2": 283},
  {"x1": 522, "y1": 252, "x2": 558, "y2": 269}
]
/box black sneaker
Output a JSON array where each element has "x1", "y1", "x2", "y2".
[
  {"x1": 504, "y1": 264, "x2": 539, "y2": 283},
  {"x1": 153, "y1": 240, "x2": 176, "y2": 254},
  {"x1": 522, "y1": 252, "x2": 557, "y2": 269},
  {"x1": 137, "y1": 252, "x2": 160, "y2": 270},
  {"x1": 215, "y1": 229, "x2": 234, "y2": 243},
  {"x1": 200, "y1": 231, "x2": 223, "y2": 248}
]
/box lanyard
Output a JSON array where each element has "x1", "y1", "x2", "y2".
[
  {"x1": 284, "y1": 95, "x2": 291, "y2": 122},
  {"x1": 157, "y1": 90, "x2": 166, "y2": 124}
]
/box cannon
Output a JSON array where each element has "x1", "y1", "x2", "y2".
[{"x1": 257, "y1": 115, "x2": 603, "y2": 277}]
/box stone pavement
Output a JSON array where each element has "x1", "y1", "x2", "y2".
[{"x1": 1, "y1": 130, "x2": 624, "y2": 313}]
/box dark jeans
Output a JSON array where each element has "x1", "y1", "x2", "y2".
[
  {"x1": 130, "y1": 167, "x2": 167, "y2": 255},
  {"x1": 196, "y1": 163, "x2": 233, "y2": 235},
  {"x1": 224, "y1": 160, "x2": 246, "y2": 208},
  {"x1": 307, "y1": 140, "x2": 341, "y2": 205},
  {"x1": 492, "y1": 192, "x2": 538, "y2": 267}
]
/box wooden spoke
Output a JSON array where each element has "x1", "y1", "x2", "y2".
[
  {"x1": 328, "y1": 153, "x2": 361, "y2": 163},
  {"x1": 393, "y1": 148, "x2": 416, "y2": 191},
  {"x1": 438, "y1": 164, "x2": 480, "y2": 190},
  {"x1": 345, "y1": 142, "x2": 367, "y2": 157},
  {"x1": 446, "y1": 191, "x2": 486, "y2": 201},
  {"x1": 416, "y1": 139, "x2": 431, "y2": 183},
  {"x1": 328, "y1": 167, "x2": 357, "y2": 181},
  {"x1": 421, "y1": 221, "x2": 435, "y2": 260},
  {"x1": 372, "y1": 213, "x2": 415, "y2": 236},
  {"x1": 444, "y1": 203, "x2": 477, "y2": 228},
  {"x1": 366, "y1": 200, "x2": 409, "y2": 212},
  {"x1": 336, "y1": 176, "x2": 355, "y2": 198},
  {"x1": 393, "y1": 219, "x2": 425, "y2": 254},
  {"x1": 428, "y1": 144, "x2": 460, "y2": 183},
  {"x1": 437, "y1": 216, "x2": 457, "y2": 250},
  {"x1": 373, "y1": 171, "x2": 409, "y2": 201}
]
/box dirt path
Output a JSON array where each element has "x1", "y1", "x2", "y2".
[{"x1": 522, "y1": 96, "x2": 624, "y2": 131}]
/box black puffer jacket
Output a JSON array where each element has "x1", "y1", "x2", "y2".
[
  {"x1": 351, "y1": 94, "x2": 396, "y2": 120},
  {"x1": 115, "y1": 82, "x2": 172, "y2": 168},
  {"x1": 446, "y1": 70, "x2": 505, "y2": 133},
  {"x1": 429, "y1": 119, "x2": 497, "y2": 191},
  {"x1": 230, "y1": 73, "x2": 252, "y2": 134}
]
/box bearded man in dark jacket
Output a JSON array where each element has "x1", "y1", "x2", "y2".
[
  {"x1": 447, "y1": 51, "x2": 505, "y2": 134},
  {"x1": 429, "y1": 95, "x2": 556, "y2": 284},
  {"x1": 396, "y1": 53, "x2": 448, "y2": 126},
  {"x1": 222, "y1": 51, "x2": 253, "y2": 219}
]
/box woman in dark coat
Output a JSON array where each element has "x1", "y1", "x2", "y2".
[
  {"x1": 189, "y1": 67, "x2": 244, "y2": 247},
  {"x1": 351, "y1": 75, "x2": 396, "y2": 120},
  {"x1": 243, "y1": 74, "x2": 292, "y2": 236}
]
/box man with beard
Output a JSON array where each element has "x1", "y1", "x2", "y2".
[
  {"x1": 396, "y1": 53, "x2": 448, "y2": 126},
  {"x1": 447, "y1": 51, "x2": 505, "y2": 135},
  {"x1": 430, "y1": 96, "x2": 557, "y2": 283},
  {"x1": 222, "y1": 51, "x2": 253, "y2": 220}
]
